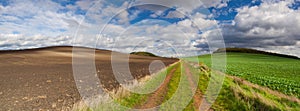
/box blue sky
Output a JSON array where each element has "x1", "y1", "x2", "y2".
[{"x1": 0, "y1": 0, "x2": 300, "y2": 57}]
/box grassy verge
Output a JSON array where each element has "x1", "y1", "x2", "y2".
[
  {"x1": 185, "y1": 62, "x2": 300, "y2": 110},
  {"x1": 159, "y1": 62, "x2": 194, "y2": 111},
  {"x1": 184, "y1": 61, "x2": 209, "y2": 111},
  {"x1": 212, "y1": 75, "x2": 300, "y2": 111},
  {"x1": 162, "y1": 63, "x2": 181, "y2": 101},
  {"x1": 72, "y1": 62, "x2": 179, "y2": 111},
  {"x1": 116, "y1": 62, "x2": 179, "y2": 108}
]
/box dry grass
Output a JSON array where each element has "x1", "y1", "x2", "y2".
[
  {"x1": 70, "y1": 62, "x2": 179, "y2": 111},
  {"x1": 228, "y1": 74, "x2": 300, "y2": 104}
]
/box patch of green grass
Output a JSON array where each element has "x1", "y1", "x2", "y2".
[
  {"x1": 200, "y1": 73, "x2": 287, "y2": 111},
  {"x1": 130, "y1": 52, "x2": 158, "y2": 57},
  {"x1": 163, "y1": 64, "x2": 181, "y2": 101},
  {"x1": 74, "y1": 63, "x2": 181, "y2": 111},
  {"x1": 159, "y1": 62, "x2": 194, "y2": 111},
  {"x1": 117, "y1": 62, "x2": 179, "y2": 108},
  {"x1": 117, "y1": 93, "x2": 147, "y2": 108},
  {"x1": 211, "y1": 77, "x2": 250, "y2": 111}
]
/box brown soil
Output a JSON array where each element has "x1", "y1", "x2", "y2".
[
  {"x1": 0, "y1": 46, "x2": 178, "y2": 111},
  {"x1": 183, "y1": 63, "x2": 202, "y2": 110},
  {"x1": 135, "y1": 64, "x2": 178, "y2": 109}
]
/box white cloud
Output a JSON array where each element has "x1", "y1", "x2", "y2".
[
  {"x1": 191, "y1": 13, "x2": 218, "y2": 30},
  {"x1": 201, "y1": 0, "x2": 229, "y2": 8},
  {"x1": 2, "y1": 0, "x2": 299, "y2": 57},
  {"x1": 76, "y1": 0, "x2": 97, "y2": 11},
  {"x1": 0, "y1": 0, "x2": 220, "y2": 57},
  {"x1": 0, "y1": 34, "x2": 72, "y2": 50},
  {"x1": 100, "y1": 16, "x2": 219, "y2": 57},
  {"x1": 0, "y1": 0, "x2": 84, "y2": 36},
  {"x1": 135, "y1": 0, "x2": 227, "y2": 15},
  {"x1": 216, "y1": 3, "x2": 228, "y2": 8},
  {"x1": 116, "y1": 10, "x2": 130, "y2": 24},
  {"x1": 165, "y1": 11, "x2": 185, "y2": 18},
  {"x1": 222, "y1": 0, "x2": 300, "y2": 57}
]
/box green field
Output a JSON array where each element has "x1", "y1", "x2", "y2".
[
  {"x1": 74, "y1": 52, "x2": 300, "y2": 110},
  {"x1": 182, "y1": 52, "x2": 300, "y2": 110},
  {"x1": 187, "y1": 52, "x2": 300, "y2": 98},
  {"x1": 187, "y1": 64, "x2": 300, "y2": 110}
]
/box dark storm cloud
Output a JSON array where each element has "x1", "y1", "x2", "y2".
[{"x1": 216, "y1": 1, "x2": 300, "y2": 56}]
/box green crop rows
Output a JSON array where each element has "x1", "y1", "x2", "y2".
[
  {"x1": 184, "y1": 57, "x2": 300, "y2": 110},
  {"x1": 186, "y1": 52, "x2": 300, "y2": 98}
]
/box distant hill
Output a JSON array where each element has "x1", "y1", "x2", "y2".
[
  {"x1": 214, "y1": 48, "x2": 299, "y2": 59},
  {"x1": 130, "y1": 52, "x2": 158, "y2": 57},
  {"x1": 0, "y1": 46, "x2": 163, "y2": 58}
]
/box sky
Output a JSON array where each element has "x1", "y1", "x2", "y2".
[{"x1": 0, "y1": 0, "x2": 300, "y2": 57}]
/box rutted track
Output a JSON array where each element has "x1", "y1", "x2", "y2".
[
  {"x1": 183, "y1": 63, "x2": 203, "y2": 110},
  {"x1": 135, "y1": 64, "x2": 179, "y2": 109},
  {"x1": 133, "y1": 62, "x2": 205, "y2": 110}
]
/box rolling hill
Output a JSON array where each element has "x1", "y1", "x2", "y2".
[
  {"x1": 214, "y1": 47, "x2": 299, "y2": 59},
  {"x1": 0, "y1": 46, "x2": 178, "y2": 110},
  {"x1": 130, "y1": 51, "x2": 158, "y2": 57}
]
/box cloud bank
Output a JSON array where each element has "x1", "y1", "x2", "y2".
[{"x1": 0, "y1": 0, "x2": 299, "y2": 57}]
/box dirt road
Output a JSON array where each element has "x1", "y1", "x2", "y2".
[
  {"x1": 135, "y1": 64, "x2": 178, "y2": 109},
  {"x1": 183, "y1": 63, "x2": 203, "y2": 110}
]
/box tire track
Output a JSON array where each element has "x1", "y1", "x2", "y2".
[
  {"x1": 183, "y1": 63, "x2": 203, "y2": 110},
  {"x1": 135, "y1": 64, "x2": 179, "y2": 109}
]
